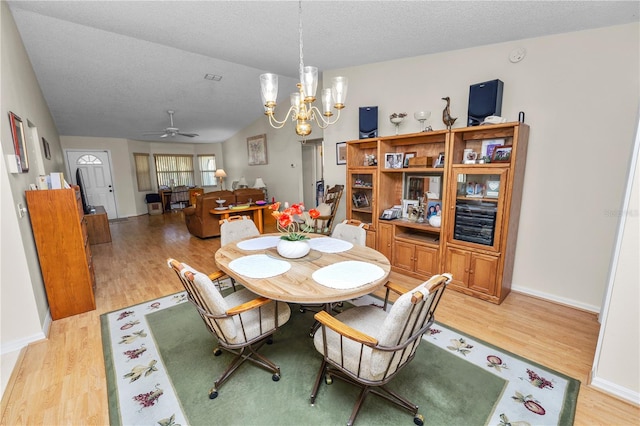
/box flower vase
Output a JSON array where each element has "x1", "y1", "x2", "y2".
[{"x1": 276, "y1": 239, "x2": 310, "y2": 259}]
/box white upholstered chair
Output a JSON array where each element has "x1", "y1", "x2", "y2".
[
  {"x1": 168, "y1": 258, "x2": 291, "y2": 400},
  {"x1": 211, "y1": 216, "x2": 260, "y2": 292},
  {"x1": 220, "y1": 215, "x2": 260, "y2": 246},
  {"x1": 310, "y1": 273, "x2": 452, "y2": 425},
  {"x1": 331, "y1": 219, "x2": 368, "y2": 246}
]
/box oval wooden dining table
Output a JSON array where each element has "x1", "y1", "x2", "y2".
[{"x1": 214, "y1": 234, "x2": 391, "y2": 304}]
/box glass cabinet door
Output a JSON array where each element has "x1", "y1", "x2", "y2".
[
  {"x1": 447, "y1": 168, "x2": 508, "y2": 252},
  {"x1": 349, "y1": 172, "x2": 375, "y2": 225}
]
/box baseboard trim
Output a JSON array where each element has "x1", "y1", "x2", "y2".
[
  {"x1": 511, "y1": 285, "x2": 600, "y2": 314},
  {"x1": 590, "y1": 375, "x2": 640, "y2": 405}
]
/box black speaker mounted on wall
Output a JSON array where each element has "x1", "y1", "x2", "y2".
[
  {"x1": 359, "y1": 106, "x2": 378, "y2": 139},
  {"x1": 468, "y1": 79, "x2": 504, "y2": 126}
]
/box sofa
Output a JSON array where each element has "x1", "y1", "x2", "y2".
[{"x1": 183, "y1": 189, "x2": 266, "y2": 238}]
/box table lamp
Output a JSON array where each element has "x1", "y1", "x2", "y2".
[
  {"x1": 214, "y1": 169, "x2": 227, "y2": 190},
  {"x1": 238, "y1": 176, "x2": 248, "y2": 188},
  {"x1": 253, "y1": 178, "x2": 266, "y2": 189}
]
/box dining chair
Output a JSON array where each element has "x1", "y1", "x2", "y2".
[
  {"x1": 217, "y1": 216, "x2": 260, "y2": 291},
  {"x1": 304, "y1": 184, "x2": 344, "y2": 235},
  {"x1": 310, "y1": 273, "x2": 452, "y2": 425},
  {"x1": 167, "y1": 258, "x2": 291, "y2": 400},
  {"x1": 330, "y1": 219, "x2": 369, "y2": 246}
]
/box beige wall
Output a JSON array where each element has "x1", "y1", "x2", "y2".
[
  {"x1": 1, "y1": 0, "x2": 59, "y2": 393},
  {"x1": 323, "y1": 23, "x2": 639, "y2": 312}
]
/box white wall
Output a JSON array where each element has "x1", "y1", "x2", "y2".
[{"x1": 323, "y1": 23, "x2": 639, "y2": 312}]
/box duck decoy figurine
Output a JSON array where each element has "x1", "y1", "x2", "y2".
[{"x1": 442, "y1": 97, "x2": 457, "y2": 129}]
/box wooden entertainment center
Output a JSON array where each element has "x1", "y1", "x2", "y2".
[{"x1": 346, "y1": 122, "x2": 529, "y2": 304}]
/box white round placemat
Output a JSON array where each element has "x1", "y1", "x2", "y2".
[
  {"x1": 228, "y1": 254, "x2": 291, "y2": 278},
  {"x1": 312, "y1": 261, "x2": 385, "y2": 289},
  {"x1": 308, "y1": 237, "x2": 353, "y2": 253},
  {"x1": 236, "y1": 236, "x2": 281, "y2": 250}
]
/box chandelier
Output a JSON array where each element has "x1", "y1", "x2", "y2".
[{"x1": 259, "y1": 1, "x2": 348, "y2": 138}]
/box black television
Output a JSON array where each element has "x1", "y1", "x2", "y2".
[{"x1": 76, "y1": 168, "x2": 93, "y2": 214}]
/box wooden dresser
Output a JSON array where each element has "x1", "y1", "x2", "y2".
[{"x1": 26, "y1": 187, "x2": 96, "y2": 320}]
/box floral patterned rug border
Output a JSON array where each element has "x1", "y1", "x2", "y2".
[{"x1": 101, "y1": 292, "x2": 579, "y2": 426}]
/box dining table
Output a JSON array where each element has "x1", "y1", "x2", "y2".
[{"x1": 214, "y1": 234, "x2": 391, "y2": 304}]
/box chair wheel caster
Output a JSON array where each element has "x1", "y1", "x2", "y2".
[
  {"x1": 213, "y1": 348, "x2": 222, "y2": 356},
  {"x1": 267, "y1": 338, "x2": 273, "y2": 345},
  {"x1": 272, "y1": 373, "x2": 280, "y2": 381},
  {"x1": 413, "y1": 414, "x2": 424, "y2": 425},
  {"x1": 208, "y1": 388, "x2": 218, "y2": 399}
]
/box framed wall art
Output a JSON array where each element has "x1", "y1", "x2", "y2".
[
  {"x1": 42, "y1": 137, "x2": 51, "y2": 160},
  {"x1": 8, "y1": 112, "x2": 28, "y2": 172},
  {"x1": 247, "y1": 134, "x2": 268, "y2": 165},
  {"x1": 336, "y1": 142, "x2": 347, "y2": 165}
]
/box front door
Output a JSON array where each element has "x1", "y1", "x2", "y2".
[{"x1": 66, "y1": 150, "x2": 117, "y2": 219}]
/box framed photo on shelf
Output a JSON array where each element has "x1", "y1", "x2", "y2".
[
  {"x1": 403, "y1": 151, "x2": 416, "y2": 168},
  {"x1": 433, "y1": 152, "x2": 445, "y2": 168},
  {"x1": 481, "y1": 139, "x2": 505, "y2": 159},
  {"x1": 425, "y1": 201, "x2": 442, "y2": 219},
  {"x1": 491, "y1": 146, "x2": 512, "y2": 163},
  {"x1": 385, "y1": 152, "x2": 404, "y2": 169},
  {"x1": 352, "y1": 192, "x2": 369, "y2": 208},
  {"x1": 401, "y1": 199, "x2": 419, "y2": 218},
  {"x1": 336, "y1": 142, "x2": 347, "y2": 165},
  {"x1": 247, "y1": 134, "x2": 268, "y2": 165},
  {"x1": 8, "y1": 111, "x2": 28, "y2": 172}
]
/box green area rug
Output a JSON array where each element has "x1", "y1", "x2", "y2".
[{"x1": 101, "y1": 293, "x2": 579, "y2": 425}]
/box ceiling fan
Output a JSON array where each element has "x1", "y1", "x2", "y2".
[{"x1": 143, "y1": 110, "x2": 199, "y2": 138}]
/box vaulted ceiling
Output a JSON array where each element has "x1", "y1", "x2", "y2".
[{"x1": 8, "y1": 1, "x2": 638, "y2": 143}]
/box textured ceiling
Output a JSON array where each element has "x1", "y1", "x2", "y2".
[{"x1": 7, "y1": 1, "x2": 639, "y2": 143}]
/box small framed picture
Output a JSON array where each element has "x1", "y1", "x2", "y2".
[
  {"x1": 403, "y1": 151, "x2": 416, "y2": 168},
  {"x1": 491, "y1": 146, "x2": 512, "y2": 163},
  {"x1": 434, "y1": 152, "x2": 445, "y2": 168},
  {"x1": 336, "y1": 142, "x2": 347, "y2": 165},
  {"x1": 385, "y1": 152, "x2": 404, "y2": 169},
  {"x1": 42, "y1": 137, "x2": 51, "y2": 160},
  {"x1": 401, "y1": 199, "x2": 419, "y2": 218},
  {"x1": 352, "y1": 192, "x2": 369, "y2": 208},
  {"x1": 481, "y1": 139, "x2": 505, "y2": 158},
  {"x1": 425, "y1": 201, "x2": 442, "y2": 219}
]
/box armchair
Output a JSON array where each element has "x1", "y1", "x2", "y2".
[
  {"x1": 310, "y1": 273, "x2": 452, "y2": 425},
  {"x1": 168, "y1": 259, "x2": 291, "y2": 400}
]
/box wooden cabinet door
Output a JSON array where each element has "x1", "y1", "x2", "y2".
[
  {"x1": 468, "y1": 252, "x2": 499, "y2": 295},
  {"x1": 444, "y1": 246, "x2": 471, "y2": 288},
  {"x1": 378, "y1": 223, "x2": 393, "y2": 261},
  {"x1": 415, "y1": 245, "x2": 439, "y2": 276},
  {"x1": 365, "y1": 229, "x2": 376, "y2": 249},
  {"x1": 393, "y1": 241, "x2": 415, "y2": 272}
]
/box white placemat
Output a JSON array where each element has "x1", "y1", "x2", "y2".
[
  {"x1": 236, "y1": 236, "x2": 281, "y2": 250},
  {"x1": 228, "y1": 254, "x2": 291, "y2": 278},
  {"x1": 308, "y1": 237, "x2": 353, "y2": 253},
  {"x1": 312, "y1": 261, "x2": 385, "y2": 289}
]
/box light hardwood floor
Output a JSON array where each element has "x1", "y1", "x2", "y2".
[{"x1": 2, "y1": 212, "x2": 638, "y2": 425}]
